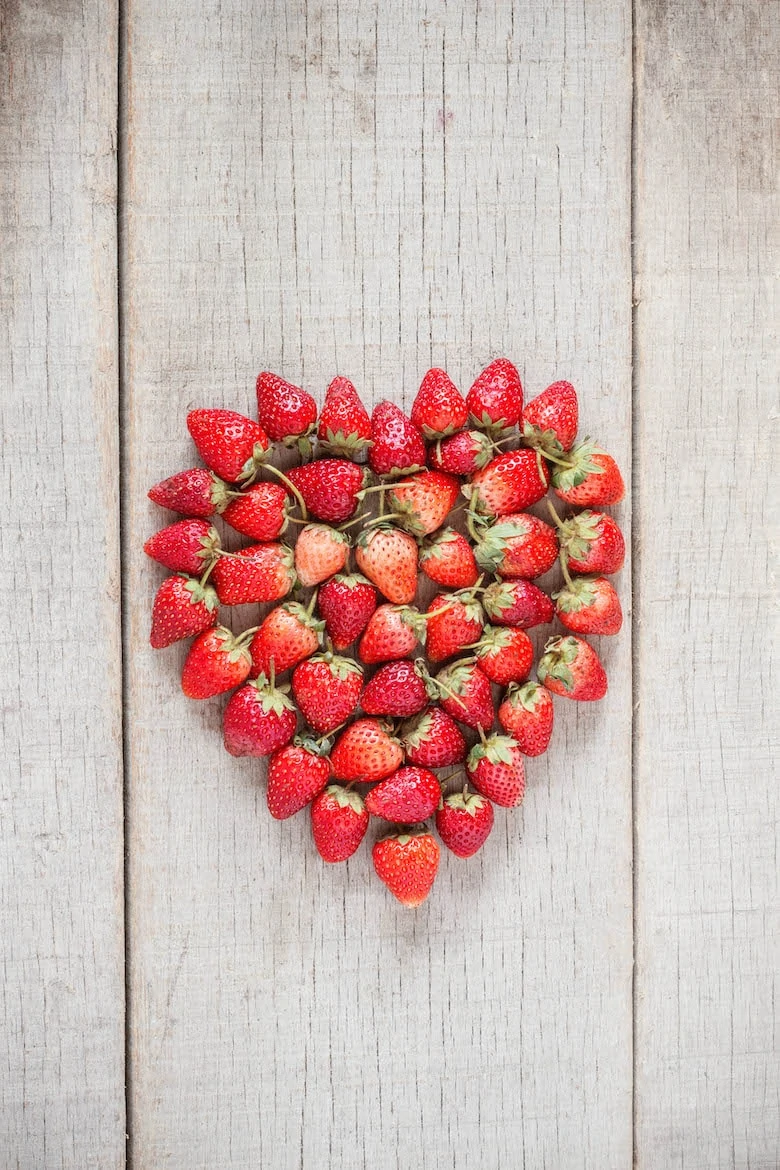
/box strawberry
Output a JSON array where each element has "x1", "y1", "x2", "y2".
[
  {"x1": 181, "y1": 625, "x2": 253, "y2": 699},
  {"x1": 372, "y1": 831, "x2": 440, "y2": 907},
  {"x1": 148, "y1": 467, "x2": 235, "y2": 517},
  {"x1": 364, "y1": 766, "x2": 441, "y2": 823},
  {"x1": 400, "y1": 706, "x2": 467, "y2": 768},
  {"x1": 291, "y1": 652, "x2": 363, "y2": 735},
  {"x1": 466, "y1": 734, "x2": 526, "y2": 807},
  {"x1": 553, "y1": 575, "x2": 623, "y2": 636},
  {"x1": 428, "y1": 429, "x2": 495, "y2": 476},
  {"x1": 471, "y1": 625, "x2": 533, "y2": 686},
  {"x1": 248, "y1": 601, "x2": 323, "y2": 678},
  {"x1": 368, "y1": 401, "x2": 426, "y2": 476},
  {"x1": 538, "y1": 634, "x2": 608, "y2": 701},
  {"x1": 466, "y1": 358, "x2": 523, "y2": 432},
  {"x1": 256, "y1": 371, "x2": 317, "y2": 451},
  {"x1": 286, "y1": 459, "x2": 369, "y2": 524},
  {"x1": 223, "y1": 673, "x2": 297, "y2": 756},
  {"x1": 358, "y1": 604, "x2": 425, "y2": 664},
  {"x1": 435, "y1": 789, "x2": 494, "y2": 858},
  {"x1": 419, "y1": 528, "x2": 479, "y2": 589},
  {"x1": 317, "y1": 376, "x2": 372, "y2": 458},
  {"x1": 380, "y1": 470, "x2": 460, "y2": 537},
  {"x1": 294, "y1": 524, "x2": 349, "y2": 587},
  {"x1": 410, "y1": 368, "x2": 468, "y2": 438},
  {"x1": 330, "y1": 718, "x2": 404, "y2": 783},
  {"x1": 212, "y1": 543, "x2": 295, "y2": 606},
  {"x1": 433, "y1": 660, "x2": 494, "y2": 731},
  {"x1": 187, "y1": 408, "x2": 269, "y2": 483},
  {"x1": 466, "y1": 449, "x2": 549, "y2": 518},
  {"x1": 311, "y1": 785, "x2": 369, "y2": 862},
  {"x1": 361, "y1": 659, "x2": 428, "y2": 718},
  {"x1": 555, "y1": 509, "x2": 625, "y2": 575},
  {"x1": 473, "y1": 513, "x2": 558, "y2": 579},
  {"x1": 498, "y1": 682, "x2": 554, "y2": 756},
  {"x1": 424, "y1": 592, "x2": 484, "y2": 663},
  {"x1": 144, "y1": 519, "x2": 220, "y2": 576},
  {"x1": 551, "y1": 441, "x2": 625, "y2": 506},
  {"x1": 483, "y1": 579, "x2": 554, "y2": 629},
  {"x1": 221, "y1": 482, "x2": 290, "y2": 541},
  {"x1": 267, "y1": 736, "x2": 332, "y2": 820},
  {"x1": 522, "y1": 380, "x2": 578, "y2": 452},
  {"x1": 150, "y1": 575, "x2": 219, "y2": 649},
  {"x1": 354, "y1": 524, "x2": 418, "y2": 605},
  {"x1": 317, "y1": 574, "x2": 377, "y2": 651}
]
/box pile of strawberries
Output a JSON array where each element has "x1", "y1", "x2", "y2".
[{"x1": 145, "y1": 361, "x2": 625, "y2": 907}]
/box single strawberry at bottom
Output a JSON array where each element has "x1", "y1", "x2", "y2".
[
  {"x1": 181, "y1": 626, "x2": 253, "y2": 699},
  {"x1": 266, "y1": 736, "x2": 332, "y2": 820},
  {"x1": 537, "y1": 635, "x2": 608, "y2": 701},
  {"x1": 364, "y1": 765, "x2": 441, "y2": 823},
  {"x1": 311, "y1": 785, "x2": 369, "y2": 861},
  {"x1": 372, "y1": 831, "x2": 441, "y2": 907},
  {"x1": 436, "y1": 789, "x2": 495, "y2": 858}
]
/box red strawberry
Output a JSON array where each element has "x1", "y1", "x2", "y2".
[
  {"x1": 498, "y1": 682, "x2": 554, "y2": 757},
  {"x1": 372, "y1": 831, "x2": 440, "y2": 907},
  {"x1": 466, "y1": 358, "x2": 523, "y2": 432},
  {"x1": 294, "y1": 524, "x2": 349, "y2": 587},
  {"x1": 433, "y1": 660, "x2": 494, "y2": 731},
  {"x1": 522, "y1": 380, "x2": 578, "y2": 452},
  {"x1": 221, "y1": 482, "x2": 290, "y2": 541},
  {"x1": 556, "y1": 509, "x2": 625, "y2": 575},
  {"x1": 436, "y1": 789, "x2": 494, "y2": 858},
  {"x1": 212, "y1": 543, "x2": 295, "y2": 605},
  {"x1": 291, "y1": 653, "x2": 363, "y2": 735},
  {"x1": 553, "y1": 575, "x2": 623, "y2": 636},
  {"x1": 223, "y1": 674, "x2": 297, "y2": 757},
  {"x1": 471, "y1": 625, "x2": 533, "y2": 686},
  {"x1": 248, "y1": 602, "x2": 323, "y2": 678},
  {"x1": 311, "y1": 785, "x2": 369, "y2": 862},
  {"x1": 473, "y1": 513, "x2": 558, "y2": 579},
  {"x1": 368, "y1": 401, "x2": 426, "y2": 476},
  {"x1": 187, "y1": 408, "x2": 269, "y2": 483},
  {"x1": 428, "y1": 429, "x2": 495, "y2": 476},
  {"x1": 410, "y1": 368, "x2": 468, "y2": 438},
  {"x1": 400, "y1": 706, "x2": 467, "y2": 768},
  {"x1": 144, "y1": 519, "x2": 220, "y2": 576},
  {"x1": 331, "y1": 718, "x2": 404, "y2": 783},
  {"x1": 355, "y1": 524, "x2": 418, "y2": 605},
  {"x1": 364, "y1": 766, "x2": 441, "y2": 823},
  {"x1": 267, "y1": 736, "x2": 332, "y2": 819},
  {"x1": 361, "y1": 659, "x2": 428, "y2": 718},
  {"x1": 467, "y1": 449, "x2": 549, "y2": 517},
  {"x1": 317, "y1": 376, "x2": 372, "y2": 458},
  {"x1": 256, "y1": 371, "x2": 318, "y2": 452},
  {"x1": 483, "y1": 579, "x2": 554, "y2": 629},
  {"x1": 358, "y1": 604, "x2": 425, "y2": 664},
  {"x1": 148, "y1": 468, "x2": 235, "y2": 517},
  {"x1": 551, "y1": 441, "x2": 625, "y2": 506},
  {"x1": 419, "y1": 528, "x2": 478, "y2": 589},
  {"x1": 150, "y1": 575, "x2": 219, "y2": 649},
  {"x1": 181, "y1": 625, "x2": 253, "y2": 699},
  {"x1": 424, "y1": 592, "x2": 484, "y2": 663},
  {"x1": 317, "y1": 574, "x2": 378, "y2": 651},
  {"x1": 467, "y1": 734, "x2": 526, "y2": 808},
  {"x1": 286, "y1": 459, "x2": 370, "y2": 524},
  {"x1": 538, "y1": 634, "x2": 608, "y2": 701},
  {"x1": 380, "y1": 470, "x2": 460, "y2": 537}
]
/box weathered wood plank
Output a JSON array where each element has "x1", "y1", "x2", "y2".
[
  {"x1": 124, "y1": 2, "x2": 633, "y2": 1165},
  {"x1": 634, "y1": 2, "x2": 779, "y2": 1166},
  {"x1": 0, "y1": 2, "x2": 125, "y2": 1167}
]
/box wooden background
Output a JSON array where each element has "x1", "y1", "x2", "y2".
[{"x1": 1, "y1": 1, "x2": 776, "y2": 1166}]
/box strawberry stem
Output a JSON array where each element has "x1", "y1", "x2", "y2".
[
  {"x1": 546, "y1": 499, "x2": 564, "y2": 528},
  {"x1": 234, "y1": 626, "x2": 260, "y2": 647},
  {"x1": 263, "y1": 464, "x2": 308, "y2": 520},
  {"x1": 338, "y1": 512, "x2": 370, "y2": 532},
  {"x1": 306, "y1": 589, "x2": 319, "y2": 617},
  {"x1": 199, "y1": 559, "x2": 217, "y2": 587},
  {"x1": 559, "y1": 551, "x2": 576, "y2": 591}
]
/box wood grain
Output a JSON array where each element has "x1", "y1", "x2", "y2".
[
  {"x1": 123, "y1": 3, "x2": 633, "y2": 1165},
  {"x1": 634, "y1": 2, "x2": 779, "y2": 1166},
  {"x1": 0, "y1": 2, "x2": 125, "y2": 1167}
]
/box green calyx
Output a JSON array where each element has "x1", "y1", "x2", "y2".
[
  {"x1": 474, "y1": 517, "x2": 530, "y2": 572},
  {"x1": 324, "y1": 784, "x2": 365, "y2": 812},
  {"x1": 310, "y1": 651, "x2": 363, "y2": 681},
  {"x1": 521, "y1": 421, "x2": 569, "y2": 462},
  {"x1": 399, "y1": 708, "x2": 434, "y2": 749},
  {"x1": 197, "y1": 526, "x2": 222, "y2": 563},
  {"x1": 467, "y1": 734, "x2": 516, "y2": 768},
  {"x1": 469, "y1": 409, "x2": 514, "y2": 436},
  {"x1": 482, "y1": 581, "x2": 515, "y2": 618},
  {"x1": 537, "y1": 636, "x2": 580, "y2": 691},
  {"x1": 283, "y1": 601, "x2": 326, "y2": 633},
  {"x1": 420, "y1": 527, "x2": 459, "y2": 562},
  {"x1": 182, "y1": 577, "x2": 219, "y2": 611},
  {"x1": 294, "y1": 733, "x2": 333, "y2": 757},
  {"x1": 551, "y1": 439, "x2": 604, "y2": 492},
  {"x1": 444, "y1": 788, "x2": 485, "y2": 815},
  {"x1": 249, "y1": 674, "x2": 296, "y2": 714},
  {"x1": 209, "y1": 475, "x2": 239, "y2": 514},
  {"x1": 209, "y1": 625, "x2": 253, "y2": 664},
  {"x1": 552, "y1": 576, "x2": 598, "y2": 612},
  {"x1": 506, "y1": 681, "x2": 542, "y2": 712},
  {"x1": 318, "y1": 428, "x2": 373, "y2": 458},
  {"x1": 557, "y1": 510, "x2": 601, "y2": 560},
  {"x1": 472, "y1": 624, "x2": 515, "y2": 656}
]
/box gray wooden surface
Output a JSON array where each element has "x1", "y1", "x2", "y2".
[{"x1": 1, "y1": 1, "x2": 777, "y2": 1167}]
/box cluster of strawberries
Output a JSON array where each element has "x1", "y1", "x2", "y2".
[{"x1": 145, "y1": 361, "x2": 625, "y2": 907}]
